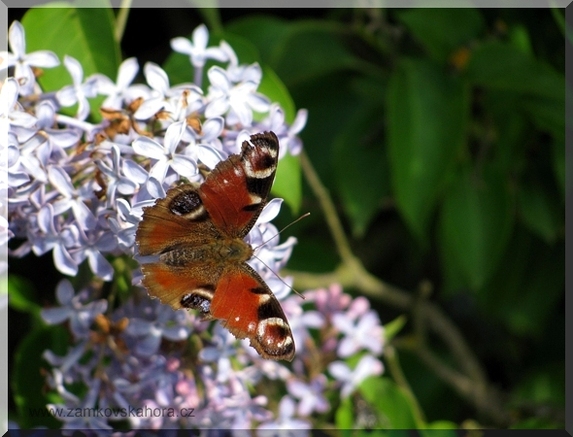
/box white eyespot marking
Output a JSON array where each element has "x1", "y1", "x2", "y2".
[
  {"x1": 249, "y1": 192, "x2": 263, "y2": 205},
  {"x1": 192, "y1": 287, "x2": 215, "y2": 300},
  {"x1": 257, "y1": 293, "x2": 271, "y2": 304},
  {"x1": 248, "y1": 321, "x2": 257, "y2": 332},
  {"x1": 182, "y1": 204, "x2": 206, "y2": 220},
  {"x1": 255, "y1": 144, "x2": 278, "y2": 159},
  {"x1": 235, "y1": 316, "x2": 240, "y2": 322},
  {"x1": 274, "y1": 335, "x2": 293, "y2": 349},
  {"x1": 256, "y1": 317, "x2": 290, "y2": 346},
  {"x1": 182, "y1": 288, "x2": 214, "y2": 313},
  {"x1": 243, "y1": 158, "x2": 275, "y2": 179}
]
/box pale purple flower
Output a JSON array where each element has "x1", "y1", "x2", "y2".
[
  {"x1": 56, "y1": 55, "x2": 98, "y2": 120},
  {"x1": 199, "y1": 324, "x2": 237, "y2": 382},
  {"x1": 328, "y1": 355, "x2": 384, "y2": 399},
  {"x1": 95, "y1": 142, "x2": 138, "y2": 205},
  {"x1": 0, "y1": 78, "x2": 37, "y2": 141},
  {"x1": 306, "y1": 283, "x2": 352, "y2": 316},
  {"x1": 0, "y1": 21, "x2": 60, "y2": 95},
  {"x1": 287, "y1": 375, "x2": 330, "y2": 416},
  {"x1": 281, "y1": 297, "x2": 324, "y2": 356},
  {"x1": 91, "y1": 57, "x2": 146, "y2": 110},
  {"x1": 181, "y1": 116, "x2": 226, "y2": 168},
  {"x1": 43, "y1": 340, "x2": 89, "y2": 375},
  {"x1": 346, "y1": 295, "x2": 371, "y2": 320},
  {"x1": 41, "y1": 279, "x2": 108, "y2": 338},
  {"x1": 133, "y1": 62, "x2": 203, "y2": 121},
  {"x1": 72, "y1": 226, "x2": 116, "y2": 281},
  {"x1": 205, "y1": 65, "x2": 270, "y2": 127},
  {"x1": 261, "y1": 104, "x2": 308, "y2": 157},
  {"x1": 170, "y1": 24, "x2": 228, "y2": 86},
  {"x1": 258, "y1": 396, "x2": 310, "y2": 435},
  {"x1": 332, "y1": 309, "x2": 384, "y2": 357},
  {"x1": 32, "y1": 204, "x2": 79, "y2": 276},
  {"x1": 8, "y1": 130, "x2": 48, "y2": 184},
  {"x1": 50, "y1": 379, "x2": 114, "y2": 431},
  {"x1": 125, "y1": 303, "x2": 191, "y2": 356},
  {"x1": 47, "y1": 165, "x2": 97, "y2": 229},
  {"x1": 34, "y1": 100, "x2": 81, "y2": 150},
  {"x1": 132, "y1": 120, "x2": 197, "y2": 182}
]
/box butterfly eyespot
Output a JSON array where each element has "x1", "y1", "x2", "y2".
[
  {"x1": 181, "y1": 287, "x2": 214, "y2": 314},
  {"x1": 169, "y1": 190, "x2": 206, "y2": 220}
]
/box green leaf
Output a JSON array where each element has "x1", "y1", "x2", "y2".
[
  {"x1": 422, "y1": 422, "x2": 458, "y2": 431},
  {"x1": 512, "y1": 361, "x2": 565, "y2": 406},
  {"x1": 332, "y1": 100, "x2": 388, "y2": 236},
  {"x1": 480, "y1": 229, "x2": 563, "y2": 338},
  {"x1": 8, "y1": 276, "x2": 41, "y2": 316},
  {"x1": 335, "y1": 396, "x2": 354, "y2": 428},
  {"x1": 387, "y1": 58, "x2": 469, "y2": 241},
  {"x1": 273, "y1": 152, "x2": 302, "y2": 214},
  {"x1": 553, "y1": 139, "x2": 566, "y2": 197},
  {"x1": 508, "y1": 24, "x2": 534, "y2": 56},
  {"x1": 439, "y1": 164, "x2": 514, "y2": 290},
  {"x1": 395, "y1": 8, "x2": 484, "y2": 62},
  {"x1": 258, "y1": 65, "x2": 297, "y2": 124},
  {"x1": 272, "y1": 21, "x2": 359, "y2": 86},
  {"x1": 383, "y1": 315, "x2": 407, "y2": 342},
  {"x1": 13, "y1": 325, "x2": 70, "y2": 428},
  {"x1": 517, "y1": 183, "x2": 563, "y2": 244},
  {"x1": 22, "y1": 5, "x2": 120, "y2": 119},
  {"x1": 360, "y1": 376, "x2": 421, "y2": 428},
  {"x1": 466, "y1": 41, "x2": 564, "y2": 102}
]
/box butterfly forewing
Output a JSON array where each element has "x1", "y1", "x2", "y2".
[{"x1": 199, "y1": 131, "x2": 279, "y2": 238}]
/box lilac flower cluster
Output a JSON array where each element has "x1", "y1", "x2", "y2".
[
  {"x1": 3, "y1": 19, "x2": 385, "y2": 431},
  {"x1": 40, "y1": 281, "x2": 384, "y2": 431}
]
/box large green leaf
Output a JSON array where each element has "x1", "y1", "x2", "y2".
[
  {"x1": 479, "y1": 228, "x2": 564, "y2": 338},
  {"x1": 466, "y1": 41, "x2": 564, "y2": 102},
  {"x1": 387, "y1": 58, "x2": 469, "y2": 241},
  {"x1": 396, "y1": 8, "x2": 485, "y2": 62},
  {"x1": 8, "y1": 276, "x2": 41, "y2": 317},
  {"x1": 22, "y1": 5, "x2": 119, "y2": 121},
  {"x1": 273, "y1": 152, "x2": 302, "y2": 215},
  {"x1": 332, "y1": 99, "x2": 388, "y2": 237},
  {"x1": 360, "y1": 376, "x2": 421, "y2": 428},
  {"x1": 517, "y1": 183, "x2": 563, "y2": 244},
  {"x1": 271, "y1": 20, "x2": 360, "y2": 86},
  {"x1": 22, "y1": 5, "x2": 120, "y2": 91},
  {"x1": 439, "y1": 164, "x2": 514, "y2": 290}
]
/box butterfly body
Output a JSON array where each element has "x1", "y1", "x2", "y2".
[{"x1": 135, "y1": 131, "x2": 295, "y2": 361}]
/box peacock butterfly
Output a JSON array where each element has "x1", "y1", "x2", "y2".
[{"x1": 135, "y1": 131, "x2": 295, "y2": 361}]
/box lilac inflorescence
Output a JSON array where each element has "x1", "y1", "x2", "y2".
[{"x1": 3, "y1": 21, "x2": 384, "y2": 431}]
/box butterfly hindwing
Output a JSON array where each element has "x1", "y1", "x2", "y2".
[{"x1": 210, "y1": 265, "x2": 294, "y2": 361}]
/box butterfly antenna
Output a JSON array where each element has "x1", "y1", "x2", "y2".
[
  {"x1": 256, "y1": 212, "x2": 311, "y2": 249},
  {"x1": 252, "y1": 212, "x2": 310, "y2": 300}
]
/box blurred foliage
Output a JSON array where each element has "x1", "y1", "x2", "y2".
[
  {"x1": 220, "y1": 8, "x2": 565, "y2": 428},
  {"x1": 8, "y1": 6, "x2": 565, "y2": 431}
]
